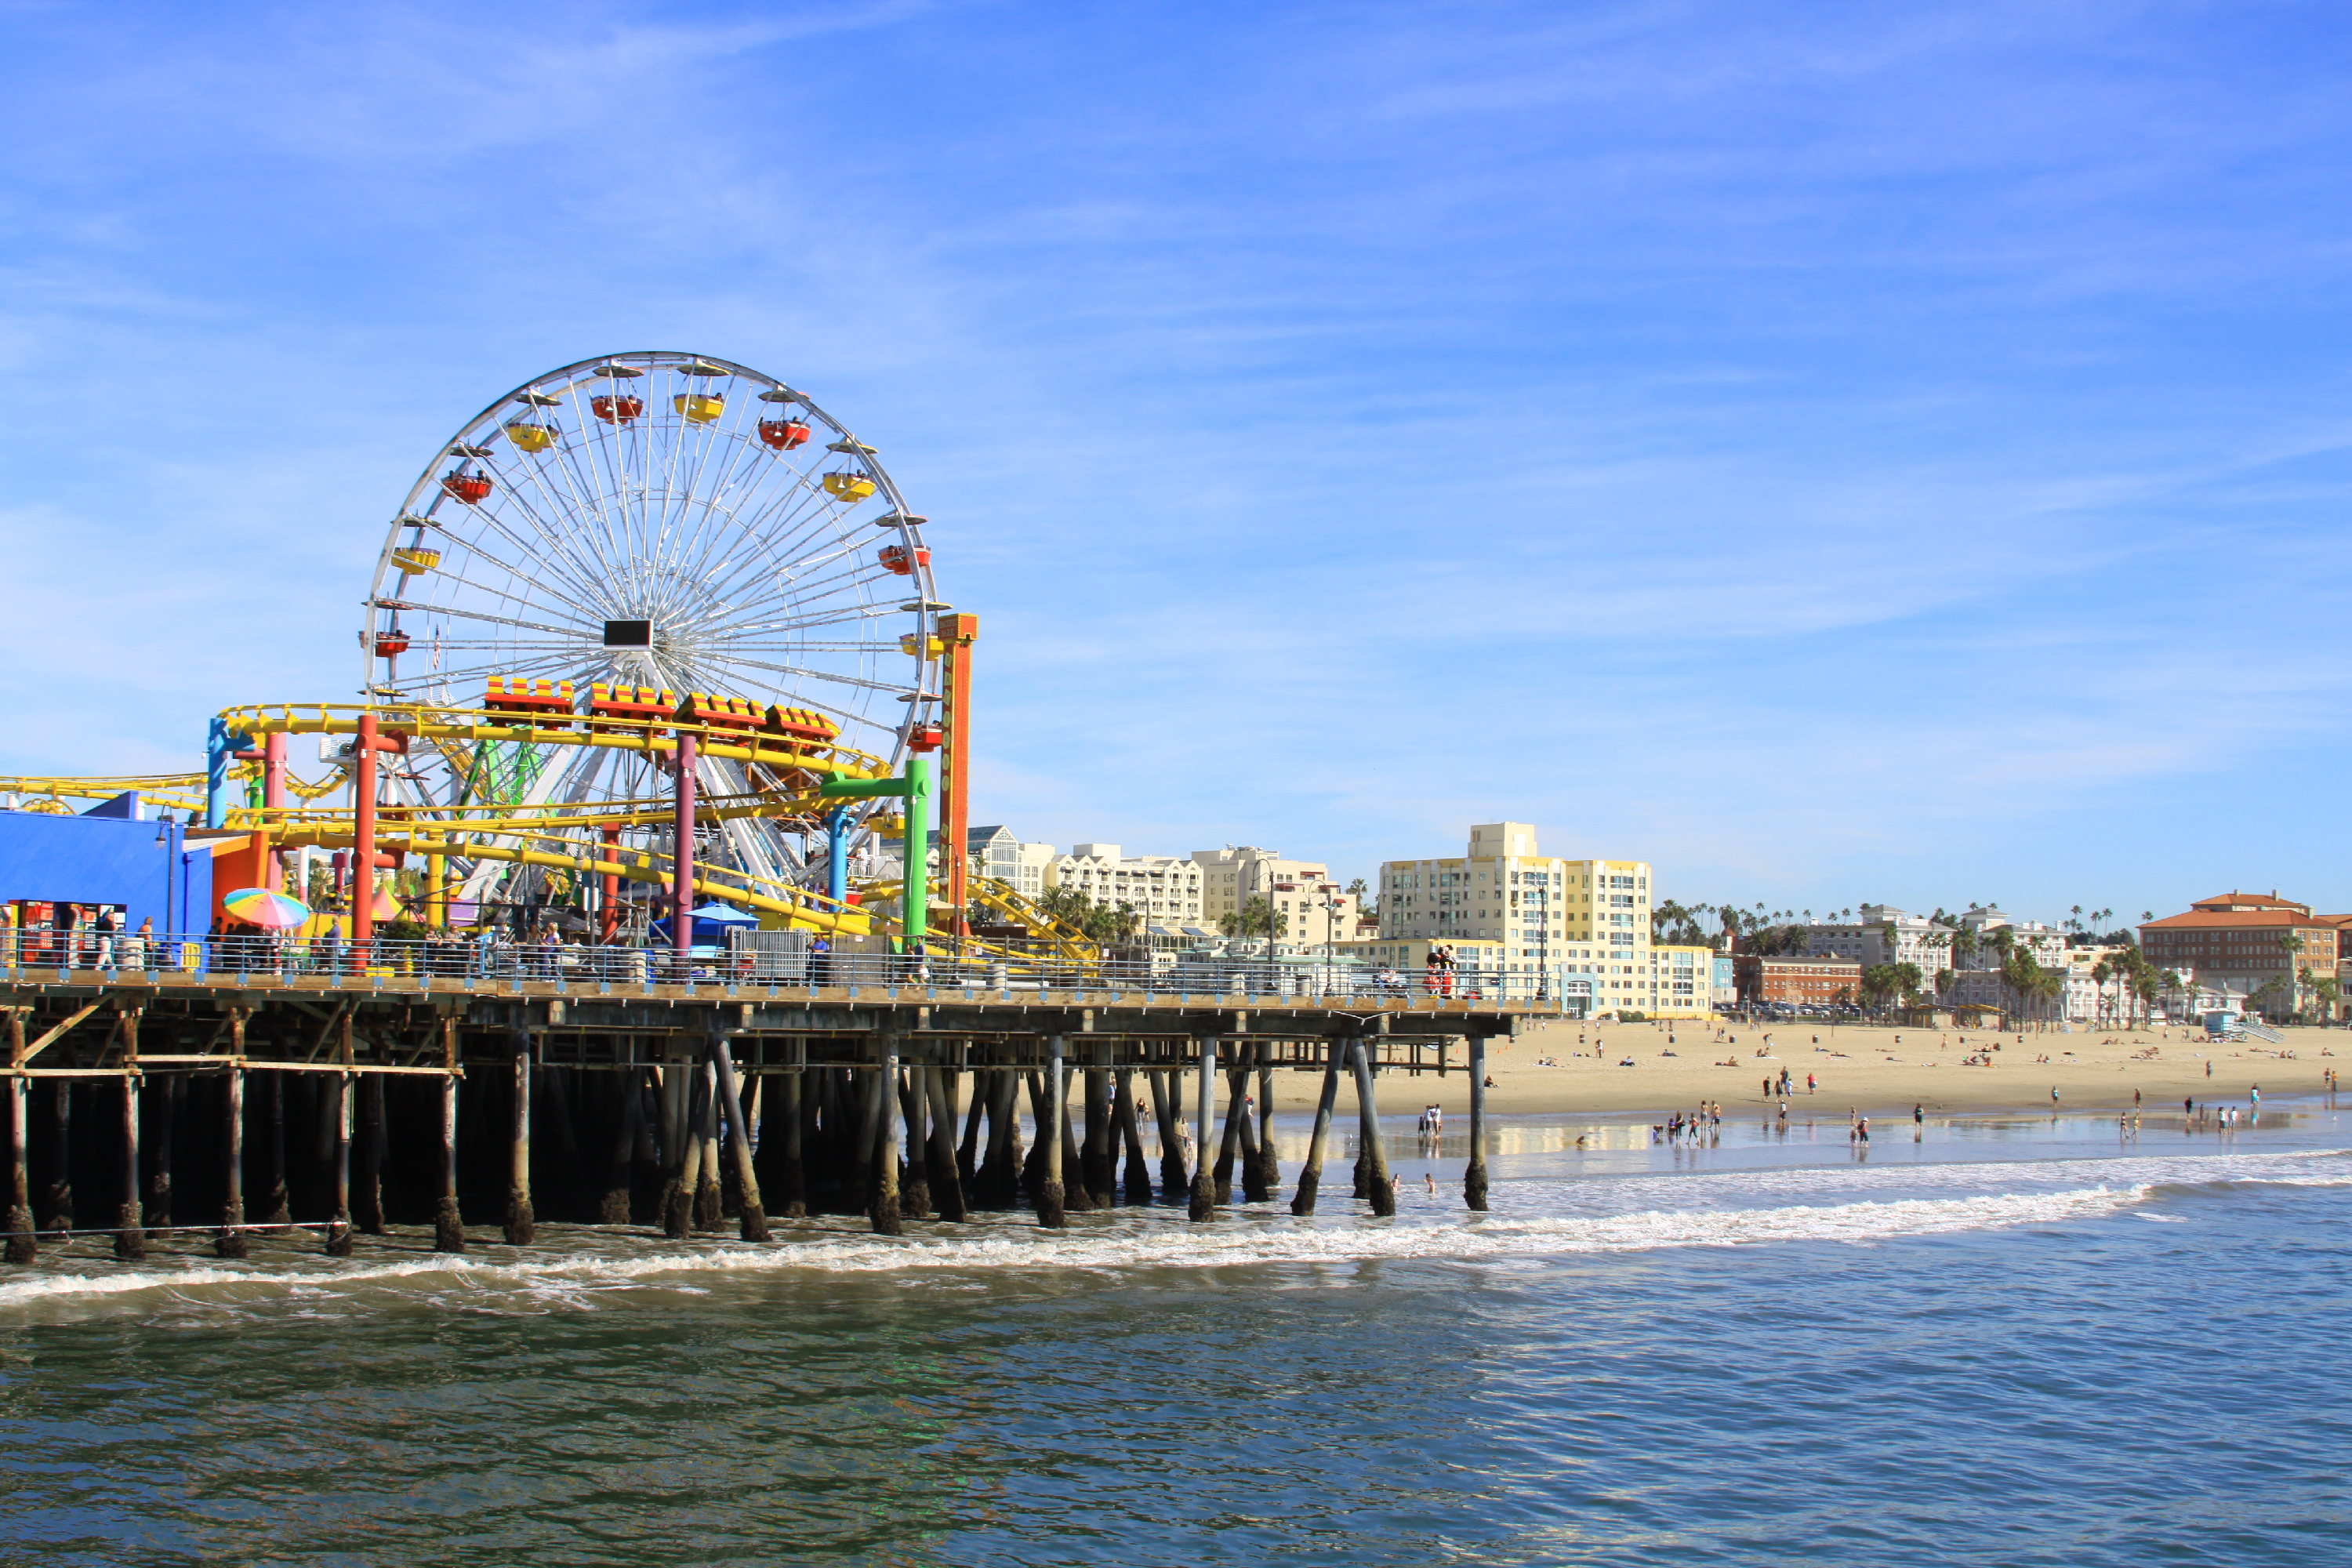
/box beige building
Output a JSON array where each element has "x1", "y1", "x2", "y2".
[
  {"x1": 1189, "y1": 846, "x2": 1356, "y2": 949},
  {"x1": 1050, "y1": 844, "x2": 1206, "y2": 924},
  {"x1": 1653, "y1": 943, "x2": 1718, "y2": 1018},
  {"x1": 1375, "y1": 822, "x2": 1661, "y2": 1013}
]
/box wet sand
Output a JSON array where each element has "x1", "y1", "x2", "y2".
[{"x1": 1267, "y1": 1018, "x2": 2342, "y2": 1119}]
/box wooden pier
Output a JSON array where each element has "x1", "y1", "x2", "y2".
[{"x1": 2, "y1": 967, "x2": 1541, "y2": 1261}]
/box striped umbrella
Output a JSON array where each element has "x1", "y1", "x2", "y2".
[{"x1": 222, "y1": 887, "x2": 310, "y2": 930}]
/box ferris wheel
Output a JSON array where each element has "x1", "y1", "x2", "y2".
[{"x1": 360, "y1": 350, "x2": 943, "y2": 902}]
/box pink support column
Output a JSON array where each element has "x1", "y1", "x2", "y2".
[
  {"x1": 263, "y1": 732, "x2": 289, "y2": 893},
  {"x1": 673, "y1": 732, "x2": 697, "y2": 975}
]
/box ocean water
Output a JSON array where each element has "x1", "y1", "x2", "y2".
[{"x1": 3, "y1": 1105, "x2": 2349, "y2": 1566}]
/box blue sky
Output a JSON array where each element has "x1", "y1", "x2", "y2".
[{"x1": 2, "y1": 1, "x2": 2350, "y2": 924}]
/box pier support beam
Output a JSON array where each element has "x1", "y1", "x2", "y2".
[
  {"x1": 1215, "y1": 1064, "x2": 1247, "y2": 1205},
  {"x1": 662, "y1": 1062, "x2": 694, "y2": 1238},
  {"x1": 1465, "y1": 1034, "x2": 1490, "y2": 1211},
  {"x1": 1290, "y1": 1038, "x2": 1348, "y2": 1217},
  {"x1": 872, "y1": 1036, "x2": 905, "y2": 1235},
  {"x1": 435, "y1": 1072, "x2": 465, "y2": 1253},
  {"x1": 1254, "y1": 1044, "x2": 1279, "y2": 1199},
  {"x1": 924, "y1": 1066, "x2": 966, "y2": 1222},
  {"x1": 260, "y1": 1070, "x2": 289, "y2": 1226},
  {"x1": 5, "y1": 1065, "x2": 31, "y2": 1264},
  {"x1": 599, "y1": 1070, "x2": 638, "y2": 1225},
  {"x1": 216, "y1": 1065, "x2": 249, "y2": 1258},
  {"x1": 39, "y1": 1078, "x2": 71, "y2": 1236},
  {"x1": 1189, "y1": 1037, "x2": 1218, "y2": 1222},
  {"x1": 1082, "y1": 1040, "x2": 1110, "y2": 1207},
  {"x1": 505, "y1": 1032, "x2": 535, "y2": 1245},
  {"x1": 355, "y1": 1075, "x2": 386, "y2": 1235},
  {"x1": 145, "y1": 1072, "x2": 176, "y2": 1230},
  {"x1": 1352, "y1": 1039, "x2": 1396, "y2": 1217},
  {"x1": 1151, "y1": 1068, "x2": 1186, "y2": 1200},
  {"x1": 693, "y1": 1058, "x2": 724, "y2": 1232},
  {"x1": 1036, "y1": 1035, "x2": 1066, "y2": 1228},
  {"x1": 711, "y1": 1034, "x2": 771, "y2": 1242},
  {"x1": 114, "y1": 1072, "x2": 145, "y2": 1260},
  {"x1": 1115, "y1": 1069, "x2": 1152, "y2": 1204},
  {"x1": 776, "y1": 1069, "x2": 806, "y2": 1219},
  {"x1": 325, "y1": 1071, "x2": 354, "y2": 1256}
]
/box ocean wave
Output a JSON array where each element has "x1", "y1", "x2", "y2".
[
  {"x1": 0, "y1": 1185, "x2": 2150, "y2": 1314},
  {"x1": 5, "y1": 1148, "x2": 2344, "y2": 1318}
]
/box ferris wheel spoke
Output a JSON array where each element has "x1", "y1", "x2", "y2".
[
  {"x1": 468, "y1": 441, "x2": 634, "y2": 606},
  {"x1": 397, "y1": 597, "x2": 588, "y2": 641},
  {"x1": 480, "y1": 466, "x2": 637, "y2": 611},
  {"x1": 442, "y1": 508, "x2": 616, "y2": 622}
]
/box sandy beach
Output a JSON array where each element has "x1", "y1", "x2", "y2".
[{"x1": 1267, "y1": 1016, "x2": 2342, "y2": 1119}]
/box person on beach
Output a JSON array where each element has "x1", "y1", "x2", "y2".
[
  {"x1": 1913, "y1": 1103, "x2": 1924, "y2": 1125},
  {"x1": 1806, "y1": 1073, "x2": 1817, "y2": 1094},
  {"x1": 2051, "y1": 1087, "x2": 2060, "y2": 1107},
  {"x1": 1424, "y1": 1172, "x2": 1436, "y2": 1196},
  {"x1": 1857, "y1": 1116, "x2": 1870, "y2": 1143}
]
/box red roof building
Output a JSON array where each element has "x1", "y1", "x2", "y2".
[{"x1": 2139, "y1": 891, "x2": 2339, "y2": 1016}]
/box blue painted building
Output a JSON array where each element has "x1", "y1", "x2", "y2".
[{"x1": 0, "y1": 800, "x2": 215, "y2": 935}]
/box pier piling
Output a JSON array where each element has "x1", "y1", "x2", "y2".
[
  {"x1": 505, "y1": 1034, "x2": 535, "y2": 1245},
  {"x1": 1036, "y1": 1035, "x2": 1067, "y2": 1228},
  {"x1": 1290, "y1": 1038, "x2": 1347, "y2": 1217},
  {"x1": 1465, "y1": 1035, "x2": 1490, "y2": 1211},
  {"x1": 872, "y1": 1034, "x2": 904, "y2": 1235},
  {"x1": 325, "y1": 1072, "x2": 353, "y2": 1256},
  {"x1": 434, "y1": 1072, "x2": 464, "y2": 1253},
  {"x1": 924, "y1": 1065, "x2": 966, "y2": 1221},
  {"x1": 216, "y1": 1065, "x2": 249, "y2": 1258},
  {"x1": 6, "y1": 1067, "x2": 31, "y2": 1264},
  {"x1": 1352, "y1": 1041, "x2": 1396, "y2": 1217},
  {"x1": 115, "y1": 1072, "x2": 145, "y2": 1260},
  {"x1": 1188, "y1": 1037, "x2": 1217, "y2": 1222},
  {"x1": 712, "y1": 1034, "x2": 771, "y2": 1242}
]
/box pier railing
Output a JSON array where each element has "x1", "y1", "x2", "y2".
[{"x1": 0, "y1": 929, "x2": 1573, "y2": 1005}]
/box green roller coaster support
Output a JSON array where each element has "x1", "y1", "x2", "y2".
[{"x1": 819, "y1": 757, "x2": 931, "y2": 946}]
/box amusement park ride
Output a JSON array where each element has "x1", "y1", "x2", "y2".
[{"x1": 2, "y1": 350, "x2": 1085, "y2": 966}]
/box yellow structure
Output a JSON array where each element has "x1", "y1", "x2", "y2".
[
  {"x1": 1372, "y1": 823, "x2": 1666, "y2": 1014},
  {"x1": 1651, "y1": 943, "x2": 1718, "y2": 1019}
]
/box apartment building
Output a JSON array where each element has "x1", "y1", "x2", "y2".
[
  {"x1": 1049, "y1": 844, "x2": 1206, "y2": 925},
  {"x1": 1377, "y1": 822, "x2": 1661, "y2": 1011},
  {"x1": 1654, "y1": 943, "x2": 1719, "y2": 1018},
  {"x1": 1189, "y1": 846, "x2": 1356, "y2": 948}
]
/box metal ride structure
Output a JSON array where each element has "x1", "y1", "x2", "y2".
[{"x1": 340, "y1": 350, "x2": 967, "y2": 949}]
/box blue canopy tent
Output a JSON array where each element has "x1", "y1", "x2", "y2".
[{"x1": 648, "y1": 902, "x2": 760, "y2": 953}]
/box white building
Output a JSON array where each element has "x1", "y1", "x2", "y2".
[
  {"x1": 1958, "y1": 906, "x2": 2067, "y2": 964},
  {"x1": 1051, "y1": 844, "x2": 1207, "y2": 925},
  {"x1": 966, "y1": 825, "x2": 1056, "y2": 898},
  {"x1": 1807, "y1": 905, "x2": 1947, "y2": 978},
  {"x1": 1189, "y1": 846, "x2": 1356, "y2": 950}
]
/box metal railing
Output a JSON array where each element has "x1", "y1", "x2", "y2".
[{"x1": 0, "y1": 928, "x2": 1577, "y2": 1004}]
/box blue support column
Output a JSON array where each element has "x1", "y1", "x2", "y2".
[
  {"x1": 204, "y1": 717, "x2": 252, "y2": 830},
  {"x1": 825, "y1": 806, "x2": 851, "y2": 908}
]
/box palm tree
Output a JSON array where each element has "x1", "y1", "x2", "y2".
[
  {"x1": 2090, "y1": 960, "x2": 2112, "y2": 1026},
  {"x1": 2277, "y1": 933, "x2": 2307, "y2": 1018}
]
